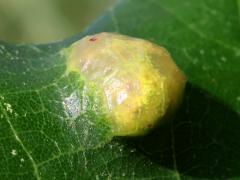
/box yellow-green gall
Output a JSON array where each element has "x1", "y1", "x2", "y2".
[{"x1": 66, "y1": 32, "x2": 186, "y2": 136}]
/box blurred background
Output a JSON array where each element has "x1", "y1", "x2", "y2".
[{"x1": 0, "y1": 0, "x2": 115, "y2": 43}]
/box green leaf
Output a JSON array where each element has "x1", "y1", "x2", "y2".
[{"x1": 0, "y1": 0, "x2": 240, "y2": 179}]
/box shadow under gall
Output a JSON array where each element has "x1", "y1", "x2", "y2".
[{"x1": 125, "y1": 82, "x2": 240, "y2": 179}]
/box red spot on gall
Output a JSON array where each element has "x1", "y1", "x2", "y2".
[{"x1": 89, "y1": 37, "x2": 97, "y2": 42}]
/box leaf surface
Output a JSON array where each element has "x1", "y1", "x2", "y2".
[{"x1": 0, "y1": 0, "x2": 240, "y2": 179}]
